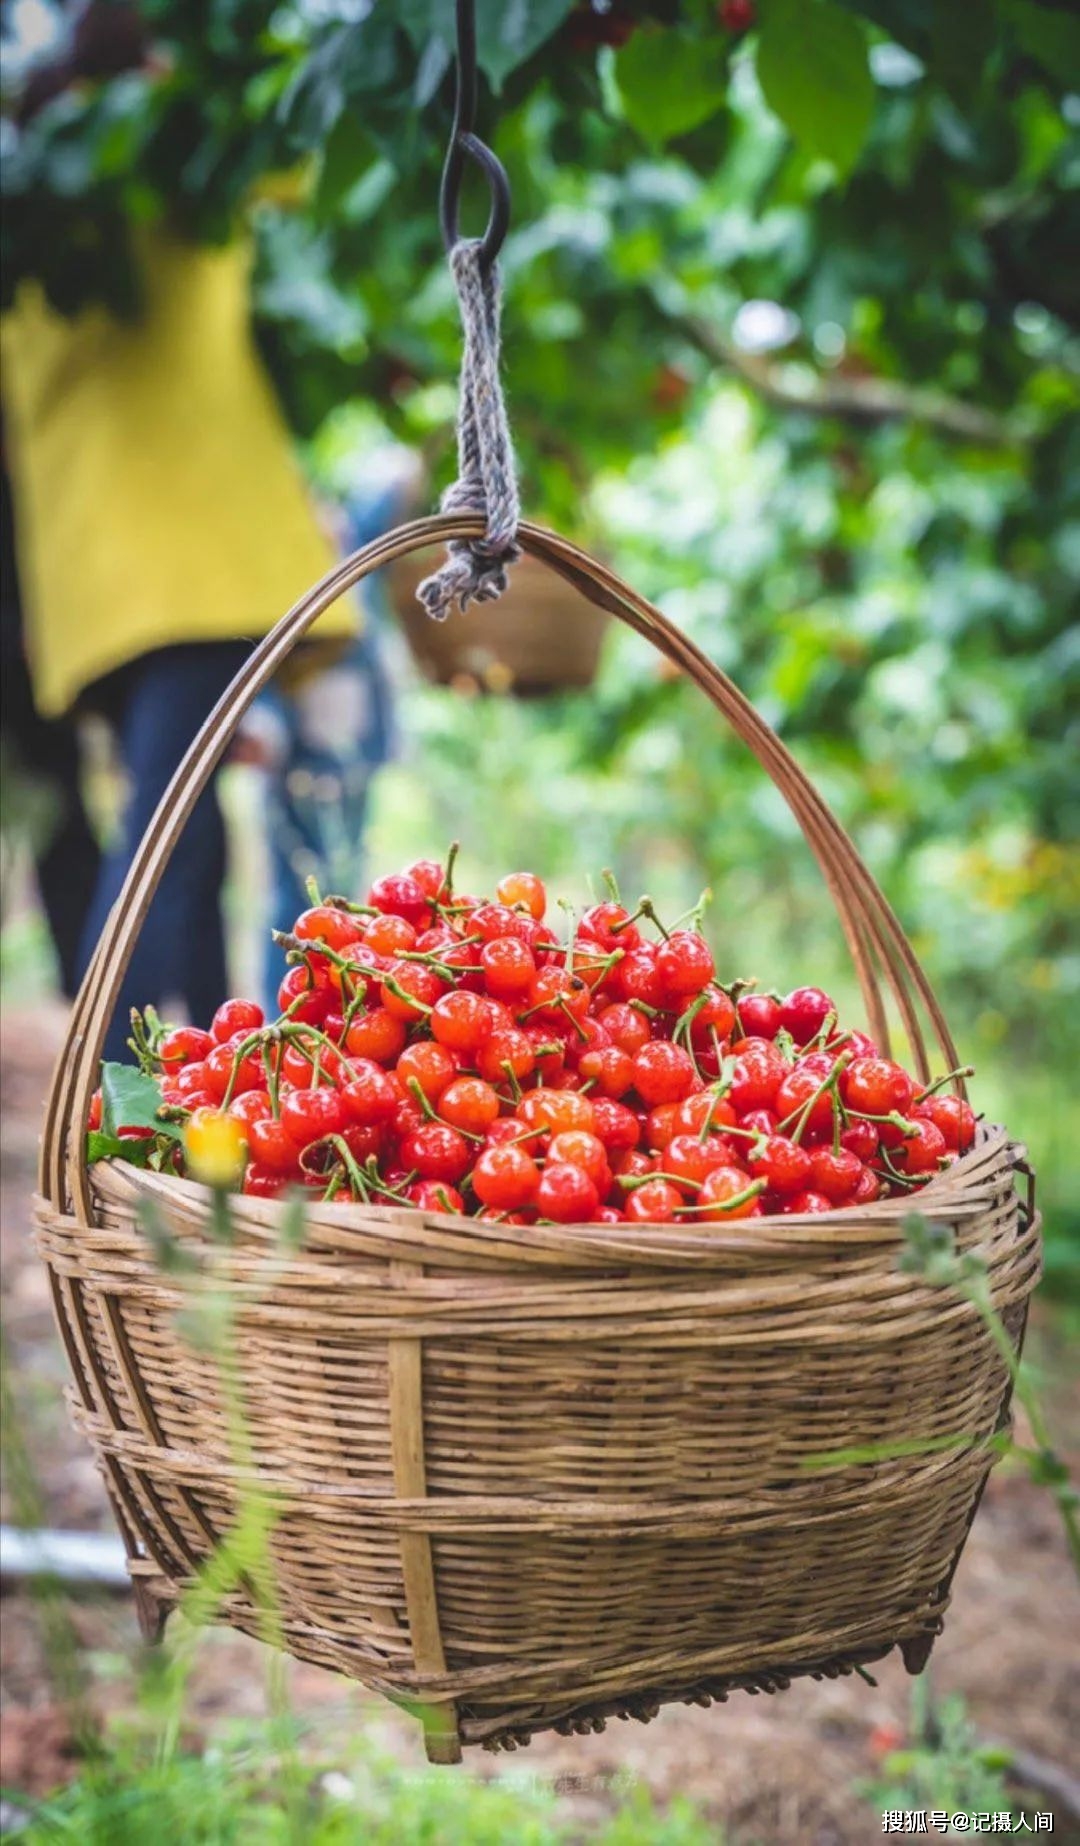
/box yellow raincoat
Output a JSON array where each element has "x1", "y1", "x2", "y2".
[{"x1": 1, "y1": 228, "x2": 351, "y2": 717}]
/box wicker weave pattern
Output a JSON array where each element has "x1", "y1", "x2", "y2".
[{"x1": 34, "y1": 520, "x2": 1041, "y2": 1760}]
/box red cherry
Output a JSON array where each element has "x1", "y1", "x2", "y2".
[
  {"x1": 577, "y1": 1044, "x2": 634, "y2": 1097},
  {"x1": 656, "y1": 931, "x2": 715, "y2": 1002},
  {"x1": 368, "y1": 873, "x2": 429, "y2": 925},
  {"x1": 396, "y1": 1040, "x2": 456, "y2": 1105},
  {"x1": 340, "y1": 1122, "x2": 385, "y2": 1164},
  {"x1": 471, "y1": 903, "x2": 536, "y2": 945},
  {"x1": 278, "y1": 964, "x2": 330, "y2": 1026},
  {"x1": 363, "y1": 913, "x2": 417, "y2": 957},
  {"x1": 615, "y1": 948, "x2": 665, "y2": 1009},
  {"x1": 525, "y1": 966, "x2": 591, "y2": 1022},
  {"x1": 671, "y1": 1089, "x2": 736, "y2": 1137},
  {"x1": 496, "y1": 871, "x2": 546, "y2": 920},
  {"x1": 578, "y1": 902, "x2": 640, "y2": 954},
  {"x1": 913, "y1": 1094, "x2": 976, "y2": 1154},
  {"x1": 735, "y1": 994, "x2": 781, "y2": 1040},
  {"x1": 729, "y1": 1044, "x2": 787, "y2": 1115},
  {"x1": 891, "y1": 1118, "x2": 948, "y2": 1177},
  {"x1": 774, "y1": 1066, "x2": 837, "y2": 1139},
  {"x1": 781, "y1": 1189, "x2": 833, "y2": 1216},
  {"x1": 748, "y1": 1134, "x2": 812, "y2": 1197},
  {"x1": 344, "y1": 1008, "x2": 407, "y2": 1066},
  {"x1": 665, "y1": 1133, "x2": 733, "y2": 1192},
  {"x1": 480, "y1": 936, "x2": 536, "y2": 998},
  {"x1": 697, "y1": 1167, "x2": 762, "y2": 1220},
  {"x1": 340, "y1": 1060, "x2": 398, "y2": 1126},
  {"x1": 597, "y1": 1002, "x2": 653, "y2": 1057},
  {"x1": 537, "y1": 1162, "x2": 600, "y2": 1224},
  {"x1": 842, "y1": 1057, "x2": 915, "y2": 1119},
  {"x1": 840, "y1": 1119, "x2": 879, "y2": 1163},
  {"x1": 849, "y1": 1167, "x2": 882, "y2": 1205},
  {"x1": 779, "y1": 987, "x2": 835, "y2": 1046},
  {"x1": 242, "y1": 1164, "x2": 287, "y2": 1199},
  {"x1": 293, "y1": 906, "x2": 364, "y2": 955},
  {"x1": 687, "y1": 985, "x2": 737, "y2": 1046},
  {"x1": 430, "y1": 990, "x2": 493, "y2": 1054},
  {"x1": 529, "y1": 1090, "x2": 596, "y2": 1137},
  {"x1": 808, "y1": 1145, "x2": 863, "y2": 1202},
  {"x1": 632, "y1": 1041, "x2": 696, "y2": 1106},
  {"x1": 645, "y1": 1103, "x2": 680, "y2": 1152},
  {"x1": 439, "y1": 1077, "x2": 500, "y2": 1135},
  {"x1": 477, "y1": 1028, "x2": 535, "y2": 1088},
  {"x1": 227, "y1": 1090, "x2": 272, "y2": 1129},
  {"x1": 380, "y1": 960, "x2": 443, "y2": 1022},
  {"x1": 408, "y1": 1179, "x2": 464, "y2": 1214},
  {"x1": 160, "y1": 1025, "x2": 214, "y2": 1069},
  {"x1": 280, "y1": 1086, "x2": 345, "y2": 1149},
  {"x1": 404, "y1": 858, "x2": 451, "y2": 904},
  {"x1": 590, "y1": 1097, "x2": 641, "y2": 1152},
  {"x1": 623, "y1": 1179, "x2": 683, "y2": 1224},
  {"x1": 472, "y1": 1143, "x2": 540, "y2": 1211},
  {"x1": 247, "y1": 1117, "x2": 301, "y2": 1174},
  {"x1": 400, "y1": 1122, "x2": 470, "y2": 1183},
  {"x1": 211, "y1": 998, "x2": 264, "y2": 1045},
  {"x1": 547, "y1": 1130, "x2": 610, "y2": 1190}
]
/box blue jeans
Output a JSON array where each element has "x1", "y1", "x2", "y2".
[{"x1": 79, "y1": 641, "x2": 252, "y2": 1061}]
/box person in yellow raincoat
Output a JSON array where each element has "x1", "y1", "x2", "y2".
[{"x1": 2, "y1": 10, "x2": 354, "y2": 1057}]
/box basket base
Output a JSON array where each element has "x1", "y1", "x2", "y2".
[{"x1": 458, "y1": 1633, "x2": 941, "y2": 1754}]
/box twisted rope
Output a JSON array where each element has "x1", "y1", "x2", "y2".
[{"x1": 417, "y1": 240, "x2": 520, "y2": 622}]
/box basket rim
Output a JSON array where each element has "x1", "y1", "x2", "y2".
[{"x1": 54, "y1": 1122, "x2": 1027, "y2": 1270}]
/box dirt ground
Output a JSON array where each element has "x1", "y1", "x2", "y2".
[{"x1": 2, "y1": 1002, "x2": 1077, "y2": 1845}]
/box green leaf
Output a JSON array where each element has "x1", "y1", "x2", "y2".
[
  {"x1": 400, "y1": 0, "x2": 575, "y2": 89},
  {"x1": 476, "y1": 0, "x2": 576, "y2": 90},
  {"x1": 614, "y1": 29, "x2": 729, "y2": 146},
  {"x1": 1003, "y1": 0, "x2": 1080, "y2": 77},
  {"x1": 87, "y1": 1129, "x2": 152, "y2": 1168},
  {"x1": 929, "y1": 0, "x2": 997, "y2": 106},
  {"x1": 101, "y1": 1062, "x2": 180, "y2": 1139},
  {"x1": 757, "y1": 0, "x2": 874, "y2": 176}
]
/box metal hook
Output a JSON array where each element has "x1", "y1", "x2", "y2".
[{"x1": 439, "y1": 0, "x2": 511, "y2": 270}]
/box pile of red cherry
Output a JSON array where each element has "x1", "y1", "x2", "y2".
[{"x1": 98, "y1": 854, "x2": 976, "y2": 1224}]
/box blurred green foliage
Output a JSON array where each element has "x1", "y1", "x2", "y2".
[
  {"x1": 14, "y1": 1725, "x2": 719, "y2": 1846},
  {"x1": 2, "y1": 0, "x2": 1078, "y2": 1286}
]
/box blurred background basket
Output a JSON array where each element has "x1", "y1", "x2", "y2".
[
  {"x1": 389, "y1": 546, "x2": 609, "y2": 694},
  {"x1": 34, "y1": 518, "x2": 1042, "y2": 1765}
]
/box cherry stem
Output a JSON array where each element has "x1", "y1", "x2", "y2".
[
  {"x1": 670, "y1": 888, "x2": 712, "y2": 933},
  {"x1": 778, "y1": 1050, "x2": 853, "y2": 1144},
  {"x1": 557, "y1": 998, "x2": 590, "y2": 1043},
  {"x1": 260, "y1": 1043, "x2": 281, "y2": 1120},
  {"x1": 363, "y1": 1156, "x2": 417, "y2": 1204},
  {"x1": 323, "y1": 894, "x2": 378, "y2": 916},
  {"x1": 406, "y1": 1077, "x2": 439, "y2": 1123},
  {"x1": 445, "y1": 840, "x2": 460, "y2": 897},
  {"x1": 618, "y1": 1171, "x2": 701, "y2": 1192},
  {"x1": 679, "y1": 1179, "x2": 767, "y2": 1215},
  {"x1": 636, "y1": 896, "x2": 670, "y2": 940},
  {"x1": 917, "y1": 1066, "x2": 976, "y2": 1100},
  {"x1": 697, "y1": 1082, "x2": 736, "y2": 1143}
]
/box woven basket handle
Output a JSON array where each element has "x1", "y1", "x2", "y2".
[{"x1": 41, "y1": 516, "x2": 960, "y2": 1219}]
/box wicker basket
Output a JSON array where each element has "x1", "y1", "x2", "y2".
[
  {"x1": 389, "y1": 544, "x2": 609, "y2": 693},
  {"x1": 35, "y1": 518, "x2": 1041, "y2": 1763}
]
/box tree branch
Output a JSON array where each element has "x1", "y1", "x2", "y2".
[{"x1": 679, "y1": 316, "x2": 1015, "y2": 447}]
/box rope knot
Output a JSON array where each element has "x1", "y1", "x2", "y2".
[{"x1": 417, "y1": 240, "x2": 520, "y2": 622}]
